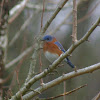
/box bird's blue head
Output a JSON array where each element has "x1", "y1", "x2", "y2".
[{"x1": 42, "y1": 35, "x2": 53, "y2": 42}]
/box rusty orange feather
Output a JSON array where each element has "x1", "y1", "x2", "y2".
[{"x1": 43, "y1": 37, "x2": 62, "y2": 56}]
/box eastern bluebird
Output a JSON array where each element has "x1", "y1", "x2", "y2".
[{"x1": 42, "y1": 35, "x2": 75, "y2": 68}]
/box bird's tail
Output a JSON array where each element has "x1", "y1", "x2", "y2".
[{"x1": 66, "y1": 57, "x2": 75, "y2": 68}]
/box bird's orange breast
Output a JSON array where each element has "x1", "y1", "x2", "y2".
[{"x1": 43, "y1": 41, "x2": 62, "y2": 56}]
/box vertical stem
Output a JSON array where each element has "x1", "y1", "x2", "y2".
[
  {"x1": 39, "y1": 50, "x2": 43, "y2": 84},
  {"x1": 63, "y1": 81, "x2": 66, "y2": 100},
  {"x1": 39, "y1": 0, "x2": 46, "y2": 85},
  {"x1": 0, "y1": 0, "x2": 9, "y2": 99},
  {"x1": 72, "y1": 0, "x2": 77, "y2": 43},
  {"x1": 40, "y1": 0, "x2": 45, "y2": 31}
]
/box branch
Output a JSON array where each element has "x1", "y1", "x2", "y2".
[
  {"x1": 25, "y1": 0, "x2": 70, "y2": 83},
  {"x1": 92, "y1": 92, "x2": 100, "y2": 100},
  {"x1": 63, "y1": 81, "x2": 66, "y2": 100},
  {"x1": 67, "y1": 1, "x2": 100, "y2": 25},
  {"x1": 77, "y1": 1, "x2": 100, "y2": 24},
  {"x1": 46, "y1": 84, "x2": 87, "y2": 100},
  {"x1": 72, "y1": 0, "x2": 77, "y2": 43},
  {"x1": 23, "y1": 62, "x2": 100, "y2": 100},
  {"x1": 26, "y1": 2, "x2": 73, "y2": 11},
  {"x1": 9, "y1": 17, "x2": 100, "y2": 100},
  {"x1": 49, "y1": 0, "x2": 100, "y2": 35},
  {"x1": 49, "y1": 11, "x2": 72, "y2": 35},
  {"x1": 8, "y1": 0, "x2": 29, "y2": 24},
  {"x1": 5, "y1": 45, "x2": 34, "y2": 69},
  {"x1": 41, "y1": 0, "x2": 69, "y2": 34},
  {"x1": 0, "y1": 0, "x2": 9, "y2": 99},
  {"x1": 9, "y1": 14, "x2": 33, "y2": 46}
]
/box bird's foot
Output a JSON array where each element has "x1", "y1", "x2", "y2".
[
  {"x1": 74, "y1": 66, "x2": 77, "y2": 72},
  {"x1": 48, "y1": 69, "x2": 59, "y2": 75},
  {"x1": 57, "y1": 64, "x2": 64, "y2": 67}
]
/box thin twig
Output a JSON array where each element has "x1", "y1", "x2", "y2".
[
  {"x1": 46, "y1": 84, "x2": 87, "y2": 100},
  {"x1": 25, "y1": 0, "x2": 70, "y2": 83},
  {"x1": 77, "y1": 1, "x2": 100, "y2": 23},
  {"x1": 16, "y1": 70, "x2": 23, "y2": 100},
  {"x1": 26, "y1": 2, "x2": 73, "y2": 11},
  {"x1": 92, "y1": 92, "x2": 100, "y2": 100},
  {"x1": 23, "y1": 61, "x2": 100, "y2": 100},
  {"x1": 68, "y1": 1, "x2": 100, "y2": 25},
  {"x1": 10, "y1": 17, "x2": 100, "y2": 100},
  {"x1": 25, "y1": 38, "x2": 38, "y2": 83},
  {"x1": 7, "y1": 72, "x2": 16, "y2": 98},
  {"x1": 0, "y1": 0, "x2": 4, "y2": 25},
  {"x1": 72, "y1": 0, "x2": 77, "y2": 43},
  {"x1": 9, "y1": 14, "x2": 33, "y2": 46},
  {"x1": 63, "y1": 81, "x2": 66, "y2": 100},
  {"x1": 5, "y1": 45, "x2": 34, "y2": 69},
  {"x1": 14, "y1": 28, "x2": 28, "y2": 73},
  {"x1": 39, "y1": 50, "x2": 44, "y2": 85},
  {"x1": 8, "y1": 0, "x2": 29, "y2": 24},
  {"x1": 7, "y1": 89, "x2": 13, "y2": 99},
  {"x1": 49, "y1": 11, "x2": 72, "y2": 35},
  {"x1": 49, "y1": 0, "x2": 100, "y2": 35},
  {"x1": 41, "y1": 0, "x2": 69, "y2": 34},
  {"x1": 0, "y1": 72, "x2": 13, "y2": 84},
  {"x1": 49, "y1": 0, "x2": 81, "y2": 35},
  {"x1": 39, "y1": 0, "x2": 46, "y2": 85},
  {"x1": 40, "y1": 0, "x2": 45, "y2": 31}
]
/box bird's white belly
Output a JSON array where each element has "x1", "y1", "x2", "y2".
[{"x1": 44, "y1": 51, "x2": 59, "y2": 63}]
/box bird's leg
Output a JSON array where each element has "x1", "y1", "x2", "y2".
[
  {"x1": 57, "y1": 64, "x2": 64, "y2": 67},
  {"x1": 28, "y1": 88, "x2": 41, "y2": 94},
  {"x1": 68, "y1": 54, "x2": 72, "y2": 57},
  {"x1": 74, "y1": 66, "x2": 77, "y2": 72},
  {"x1": 48, "y1": 69, "x2": 59, "y2": 75},
  {"x1": 46, "y1": 65, "x2": 59, "y2": 75}
]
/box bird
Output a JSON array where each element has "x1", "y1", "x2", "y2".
[{"x1": 42, "y1": 35, "x2": 75, "y2": 68}]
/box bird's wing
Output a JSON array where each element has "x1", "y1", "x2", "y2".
[
  {"x1": 54, "y1": 41, "x2": 65, "y2": 53},
  {"x1": 54, "y1": 41, "x2": 75, "y2": 68}
]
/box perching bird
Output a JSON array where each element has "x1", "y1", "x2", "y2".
[{"x1": 42, "y1": 35, "x2": 75, "y2": 68}]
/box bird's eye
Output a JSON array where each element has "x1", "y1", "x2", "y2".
[{"x1": 47, "y1": 38, "x2": 49, "y2": 40}]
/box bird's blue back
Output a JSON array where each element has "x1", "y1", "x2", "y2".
[{"x1": 54, "y1": 41, "x2": 75, "y2": 68}]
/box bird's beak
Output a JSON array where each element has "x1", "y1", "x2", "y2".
[
  {"x1": 40, "y1": 37, "x2": 45, "y2": 41},
  {"x1": 40, "y1": 39, "x2": 45, "y2": 41}
]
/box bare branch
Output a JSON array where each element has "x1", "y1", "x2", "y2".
[
  {"x1": 9, "y1": 17, "x2": 100, "y2": 100},
  {"x1": 0, "y1": 0, "x2": 4, "y2": 25},
  {"x1": 39, "y1": 0, "x2": 46, "y2": 85},
  {"x1": 92, "y1": 92, "x2": 100, "y2": 100},
  {"x1": 8, "y1": 0, "x2": 29, "y2": 24},
  {"x1": 0, "y1": 0, "x2": 9, "y2": 99},
  {"x1": 46, "y1": 84, "x2": 87, "y2": 100},
  {"x1": 49, "y1": 11, "x2": 72, "y2": 35},
  {"x1": 72, "y1": 0, "x2": 77, "y2": 43},
  {"x1": 9, "y1": 14, "x2": 33, "y2": 46},
  {"x1": 26, "y1": 2, "x2": 73, "y2": 11},
  {"x1": 49, "y1": 0, "x2": 100, "y2": 35},
  {"x1": 63, "y1": 81, "x2": 66, "y2": 100},
  {"x1": 49, "y1": 0, "x2": 83, "y2": 35},
  {"x1": 15, "y1": 70, "x2": 23, "y2": 100},
  {"x1": 23, "y1": 62, "x2": 100, "y2": 100},
  {"x1": 41, "y1": 0, "x2": 69, "y2": 34},
  {"x1": 79, "y1": 17, "x2": 100, "y2": 43},
  {"x1": 68, "y1": 1, "x2": 100, "y2": 25},
  {"x1": 5, "y1": 46, "x2": 34, "y2": 69},
  {"x1": 25, "y1": 0, "x2": 70, "y2": 83},
  {"x1": 77, "y1": 1, "x2": 100, "y2": 24}
]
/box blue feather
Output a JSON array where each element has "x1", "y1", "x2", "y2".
[
  {"x1": 54, "y1": 41, "x2": 65, "y2": 52},
  {"x1": 66, "y1": 57, "x2": 75, "y2": 68},
  {"x1": 54, "y1": 41, "x2": 75, "y2": 68}
]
